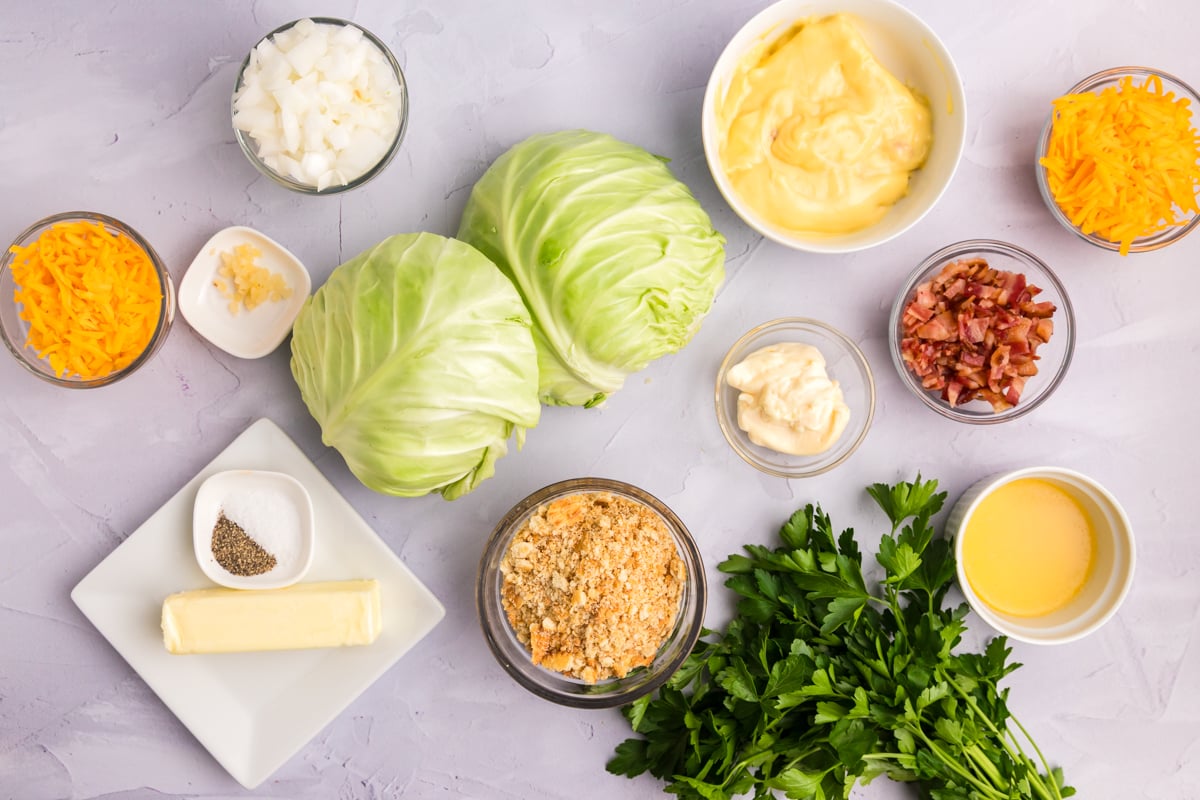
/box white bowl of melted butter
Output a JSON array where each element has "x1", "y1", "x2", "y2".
[
  {"x1": 949, "y1": 467, "x2": 1135, "y2": 645},
  {"x1": 702, "y1": 0, "x2": 966, "y2": 253},
  {"x1": 716, "y1": 318, "x2": 875, "y2": 478}
]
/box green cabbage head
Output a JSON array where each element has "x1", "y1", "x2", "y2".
[
  {"x1": 290, "y1": 232, "x2": 540, "y2": 500},
  {"x1": 458, "y1": 130, "x2": 726, "y2": 407}
]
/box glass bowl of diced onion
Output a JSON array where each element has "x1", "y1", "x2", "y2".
[
  {"x1": 232, "y1": 17, "x2": 409, "y2": 195},
  {"x1": 1035, "y1": 66, "x2": 1200, "y2": 254},
  {"x1": 0, "y1": 211, "x2": 176, "y2": 388}
]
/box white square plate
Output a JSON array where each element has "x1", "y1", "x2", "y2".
[{"x1": 70, "y1": 418, "x2": 444, "y2": 788}]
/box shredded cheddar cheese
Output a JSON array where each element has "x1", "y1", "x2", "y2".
[
  {"x1": 212, "y1": 243, "x2": 292, "y2": 315},
  {"x1": 1040, "y1": 74, "x2": 1200, "y2": 255},
  {"x1": 9, "y1": 220, "x2": 163, "y2": 379}
]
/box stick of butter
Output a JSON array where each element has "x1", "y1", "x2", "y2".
[{"x1": 162, "y1": 579, "x2": 382, "y2": 654}]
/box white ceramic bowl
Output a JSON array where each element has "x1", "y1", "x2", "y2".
[
  {"x1": 701, "y1": 0, "x2": 966, "y2": 253},
  {"x1": 193, "y1": 469, "x2": 316, "y2": 590},
  {"x1": 947, "y1": 467, "x2": 1135, "y2": 645},
  {"x1": 178, "y1": 226, "x2": 311, "y2": 359}
]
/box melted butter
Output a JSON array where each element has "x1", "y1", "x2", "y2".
[
  {"x1": 726, "y1": 342, "x2": 850, "y2": 456},
  {"x1": 962, "y1": 478, "x2": 1095, "y2": 618},
  {"x1": 716, "y1": 14, "x2": 933, "y2": 235}
]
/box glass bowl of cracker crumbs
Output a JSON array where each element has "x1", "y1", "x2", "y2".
[
  {"x1": 0, "y1": 211, "x2": 175, "y2": 388},
  {"x1": 476, "y1": 478, "x2": 706, "y2": 708}
]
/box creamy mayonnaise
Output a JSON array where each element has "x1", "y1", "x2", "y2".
[
  {"x1": 716, "y1": 14, "x2": 933, "y2": 235},
  {"x1": 726, "y1": 342, "x2": 850, "y2": 455}
]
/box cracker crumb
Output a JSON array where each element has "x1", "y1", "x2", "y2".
[{"x1": 499, "y1": 492, "x2": 686, "y2": 683}]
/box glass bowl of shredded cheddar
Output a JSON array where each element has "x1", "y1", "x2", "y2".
[
  {"x1": 0, "y1": 212, "x2": 175, "y2": 388},
  {"x1": 1037, "y1": 66, "x2": 1200, "y2": 255}
]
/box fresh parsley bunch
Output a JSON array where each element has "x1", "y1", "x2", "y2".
[{"x1": 608, "y1": 477, "x2": 1074, "y2": 800}]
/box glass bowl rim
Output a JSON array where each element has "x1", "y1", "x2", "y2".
[
  {"x1": 475, "y1": 477, "x2": 707, "y2": 709},
  {"x1": 887, "y1": 238, "x2": 1076, "y2": 424},
  {"x1": 1034, "y1": 65, "x2": 1200, "y2": 253},
  {"x1": 715, "y1": 317, "x2": 876, "y2": 478},
  {"x1": 0, "y1": 210, "x2": 174, "y2": 389},
  {"x1": 231, "y1": 16, "x2": 410, "y2": 196}
]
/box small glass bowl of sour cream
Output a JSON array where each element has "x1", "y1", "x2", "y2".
[{"x1": 715, "y1": 318, "x2": 875, "y2": 478}]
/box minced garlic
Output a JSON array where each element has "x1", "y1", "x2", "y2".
[{"x1": 212, "y1": 243, "x2": 292, "y2": 315}]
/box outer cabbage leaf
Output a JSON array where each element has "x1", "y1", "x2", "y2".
[
  {"x1": 458, "y1": 129, "x2": 726, "y2": 407},
  {"x1": 290, "y1": 233, "x2": 540, "y2": 500}
]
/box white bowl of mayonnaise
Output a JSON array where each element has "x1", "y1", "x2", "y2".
[
  {"x1": 702, "y1": 0, "x2": 966, "y2": 253},
  {"x1": 715, "y1": 318, "x2": 875, "y2": 478}
]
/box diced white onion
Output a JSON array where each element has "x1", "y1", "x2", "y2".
[{"x1": 234, "y1": 19, "x2": 403, "y2": 189}]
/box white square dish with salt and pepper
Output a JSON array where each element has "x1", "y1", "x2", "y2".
[
  {"x1": 178, "y1": 225, "x2": 311, "y2": 359},
  {"x1": 193, "y1": 469, "x2": 315, "y2": 589},
  {"x1": 69, "y1": 418, "x2": 446, "y2": 789}
]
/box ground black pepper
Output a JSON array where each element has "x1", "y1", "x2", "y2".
[{"x1": 211, "y1": 512, "x2": 277, "y2": 576}]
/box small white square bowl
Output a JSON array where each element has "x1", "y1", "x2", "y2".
[
  {"x1": 193, "y1": 469, "x2": 316, "y2": 590},
  {"x1": 179, "y1": 226, "x2": 310, "y2": 358}
]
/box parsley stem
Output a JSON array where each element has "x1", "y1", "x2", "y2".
[
  {"x1": 942, "y1": 668, "x2": 1061, "y2": 800},
  {"x1": 912, "y1": 731, "x2": 1005, "y2": 799},
  {"x1": 963, "y1": 742, "x2": 1005, "y2": 786},
  {"x1": 1010, "y1": 712, "x2": 1064, "y2": 800}
]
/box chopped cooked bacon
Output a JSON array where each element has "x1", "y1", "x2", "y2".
[
  {"x1": 960, "y1": 350, "x2": 986, "y2": 368},
  {"x1": 1004, "y1": 376, "x2": 1027, "y2": 406},
  {"x1": 997, "y1": 271, "x2": 1026, "y2": 305},
  {"x1": 943, "y1": 277, "x2": 967, "y2": 300},
  {"x1": 944, "y1": 380, "x2": 963, "y2": 406},
  {"x1": 902, "y1": 302, "x2": 934, "y2": 328},
  {"x1": 914, "y1": 282, "x2": 937, "y2": 309},
  {"x1": 899, "y1": 257, "x2": 1057, "y2": 412},
  {"x1": 1020, "y1": 301, "x2": 1057, "y2": 318},
  {"x1": 959, "y1": 314, "x2": 990, "y2": 344},
  {"x1": 916, "y1": 311, "x2": 956, "y2": 341}
]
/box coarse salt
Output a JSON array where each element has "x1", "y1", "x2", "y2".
[{"x1": 218, "y1": 487, "x2": 302, "y2": 577}]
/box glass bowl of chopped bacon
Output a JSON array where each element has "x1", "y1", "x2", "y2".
[
  {"x1": 0, "y1": 212, "x2": 176, "y2": 388},
  {"x1": 476, "y1": 478, "x2": 707, "y2": 708},
  {"x1": 1036, "y1": 66, "x2": 1200, "y2": 255},
  {"x1": 888, "y1": 239, "x2": 1076, "y2": 423}
]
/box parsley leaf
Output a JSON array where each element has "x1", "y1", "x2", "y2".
[{"x1": 608, "y1": 478, "x2": 1073, "y2": 800}]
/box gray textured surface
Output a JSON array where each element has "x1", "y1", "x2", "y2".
[{"x1": 2, "y1": 0, "x2": 1198, "y2": 798}]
